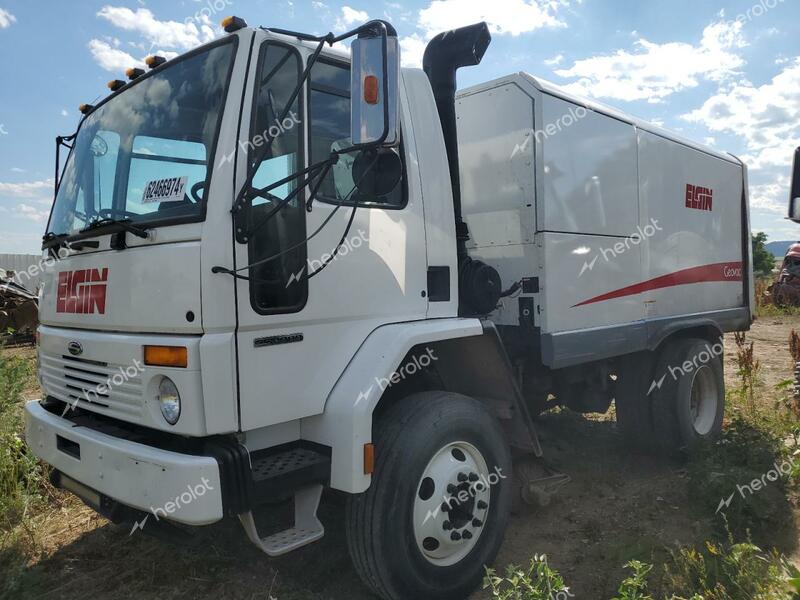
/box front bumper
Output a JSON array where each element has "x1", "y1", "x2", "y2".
[{"x1": 25, "y1": 399, "x2": 224, "y2": 525}]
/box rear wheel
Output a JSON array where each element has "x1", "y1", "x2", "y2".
[
  {"x1": 650, "y1": 338, "x2": 725, "y2": 453},
  {"x1": 346, "y1": 391, "x2": 512, "y2": 600}
]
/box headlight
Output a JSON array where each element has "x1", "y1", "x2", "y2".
[{"x1": 157, "y1": 377, "x2": 181, "y2": 425}]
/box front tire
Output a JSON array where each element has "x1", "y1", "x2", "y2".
[{"x1": 346, "y1": 391, "x2": 512, "y2": 600}]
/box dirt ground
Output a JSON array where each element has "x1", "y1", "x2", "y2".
[{"x1": 8, "y1": 315, "x2": 800, "y2": 600}]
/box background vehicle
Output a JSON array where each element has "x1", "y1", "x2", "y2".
[{"x1": 25, "y1": 15, "x2": 752, "y2": 600}]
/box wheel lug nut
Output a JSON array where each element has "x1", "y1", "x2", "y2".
[
  {"x1": 477, "y1": 500, "x2": 488, "y2": 509},
  {"x1": 450, "y1": 531, "x2": 461, "y2": 541},
  {"x1": 468, "y1": 472, "x2": 479, "y2": 482},
  {"x1": 457, "y1": 472, "x2": 468, "y2": 483},
  {"x1": 462, "y1": 530, "x2": 473, "y2": 540},
  {"x1": 443, "y1": 520, "x2": 452, "y2": 531},
  {"x1": 472, "y1": 518, "x2": 483, "y2": 527},
  {"x1": 447, "y1": 484, "x2": 457, "y2": 494}
]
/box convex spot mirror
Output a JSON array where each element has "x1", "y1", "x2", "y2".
[
  {"x1": 350, "y1": 30, "x2": 400, "y2": 147},
  {"x1": 352, "y1": 148, "x2": 402, "y2": 198},
  {"x1": 790, "y1": 146, "x2": 800, "y2": 223}
]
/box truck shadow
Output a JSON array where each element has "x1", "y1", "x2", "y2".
[{"x1": 16, "y1": 410, "x2": 798, "y2": 600}]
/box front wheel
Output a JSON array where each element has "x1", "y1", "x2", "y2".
[{"x1": 346, "y1": 391, "x2": 512, "y2": 600}]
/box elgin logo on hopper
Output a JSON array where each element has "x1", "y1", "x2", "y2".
[
  {"x1": 56, "y1": 268, "x2": 109, "y2": 314},
  {"x1": 685, "y1": 183, "x2": 713, "y2": 211}
]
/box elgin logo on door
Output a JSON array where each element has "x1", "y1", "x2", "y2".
[
  {"x1": 56, "y1": 268, "x2": 109, "y2": 314},
  {"x1": 685, "y1": 184, "x2": 713, "y2": 211}
]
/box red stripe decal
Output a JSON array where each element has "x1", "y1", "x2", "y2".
[{"x1": 572, "y1": 261, "x2": 743, "y2": 308}]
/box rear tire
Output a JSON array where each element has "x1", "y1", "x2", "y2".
[
  {"x1": 650, "y1": 337, "x2": 725, "y2": 453},
  {"x1": 346, "y1": 391, "x2": 512, "y2": 600}
]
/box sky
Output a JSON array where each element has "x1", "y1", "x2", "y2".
[{"x1": 0, "y1": 0, "x2": 799, "y2": 254}]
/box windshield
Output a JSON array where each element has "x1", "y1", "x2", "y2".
[{"x1": 47, "y1": 39, "x2": 236, "y2": 239}]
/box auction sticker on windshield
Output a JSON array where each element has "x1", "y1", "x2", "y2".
[{"x1": 142, "y1": 176, "x2": 188, "y2": 204}]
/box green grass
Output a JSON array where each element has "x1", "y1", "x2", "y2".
[
  {"x1": 484, "y1": 543, "x2": 800, "y2": 600},
  {"x1": 0, "y1": 347, "x2": 52, "y2": 597}
]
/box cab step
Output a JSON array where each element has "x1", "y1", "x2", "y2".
[
  {"x1": 249, "y1": 444, "x2": 330, "y2": 503},
  {"x1": 239, "y1": 484, "x2": 325, "y2": 556}
]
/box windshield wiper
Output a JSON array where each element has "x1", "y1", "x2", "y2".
[
  {"x1": 80, "y1": 217, "x2": 150, "y2": 239},
  {"x1": 43, "y1": 231, "x2": 68, "y2": 243}
]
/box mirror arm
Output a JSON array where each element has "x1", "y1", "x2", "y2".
[
  {"x1": 54, "y1": 132, "x2": 77, "y2": 199},
  {"x1": 231, "y1": 37, "x2": 329, "y2": 216}
]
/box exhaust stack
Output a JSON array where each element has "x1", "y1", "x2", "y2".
[
  {"x1": 424, "y1": 23, "x2": 501, "y2": 316},
  {"x1": 423, "y1": 22, "x2": 491, "y2": 262}
]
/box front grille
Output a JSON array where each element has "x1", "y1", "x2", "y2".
[{"x1": 40, "y1": 353, "x2": 144, "y2": 420}]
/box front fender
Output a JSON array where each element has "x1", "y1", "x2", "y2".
[{"x1": 300, "y1": 318, "x2": 483, "y2": 493}]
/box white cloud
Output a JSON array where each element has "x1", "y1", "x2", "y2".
[
  {"x1": 0, "y1": 179, "x2": 54, "y2": 199},
  {"x1": 88, "y1": 39, "x2": 145, "y2": 72},
  {"x1": 60, "y1": 109, "x2": 69, "y2": 117},
  {"x1": 0, "y1": 7, "x2": 15, "y2": 29},
  {"x1": 97, "y1": 5, "x2": 216, "y2": 51},
  {"x1": 555, "y1": 20, "x2": 746, "y2": 103},
  {"x1": 15, "y1": 203, "x2": 50, "y2": 223},
  {"x1": 417, "y1": 0, "x2": 570, "y2": 38},
  {"x1": 10, "y1": 167, "x2": 25, "y2": 173},
  {"x1": 750, "y1": 178, "x2": 790, "y2": 215},
  {"x1": 544, "y1": 53, "x2": 564, "y2": 66},
  {"x1": 336, "y1": 6, "x2": 369, "y2": 31},
  {"x1": 682, "y1": 58, "x2": 800, "y2": 172},
  {"x1": 400, "y1": 34, "x2": 427, "y2": 68}
]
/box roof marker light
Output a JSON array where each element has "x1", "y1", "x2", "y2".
[
  {"x1": 107, "y1": 79, "x2": 125, "y2": 92},
  {"x1": 126, "y1": 67, "x2": 145, "y2": 80},
  {"x1": 221, "y1": 16, "x2": 247, "y2": 32},
  {"x1": 79, "y1": 104, "x2": 94, "y2": 115},
  {"x1": 145, "y1": 55, "x2": 166, "y2": 69}
]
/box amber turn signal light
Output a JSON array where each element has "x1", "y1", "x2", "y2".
[
  {"x1": 78, "y1": 103, "x2": 94, "y2": 115},
  {"x1": 107, "y1": 79, "x2": 125, "y2": 92},
  {"x1": 144, "y1": 345, "x2": 188, "y2": 368},
  {"x1": 364, "y1": 75, "x2": 379, "y2": 105}
]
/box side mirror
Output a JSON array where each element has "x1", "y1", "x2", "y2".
[
  {"x1": 790, "y1": 147, "x2": 800, "y2": 223},
  {"x1": 350, "y1": 23, "x2": 400, "y2": 147},
  {"x1": 352, "y1": 149, "x2": 402, "y2": 198}
]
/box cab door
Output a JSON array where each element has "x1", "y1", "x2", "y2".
[{"x1": 232, "y1": 33, "x2": 428, "y2": 430}]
